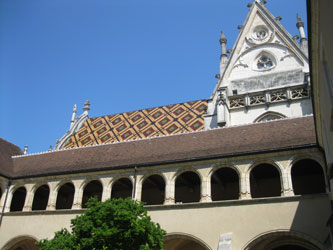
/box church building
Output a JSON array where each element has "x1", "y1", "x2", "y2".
[{"x1": 0, "y1": 1, "x2": 331, "y2": 249}]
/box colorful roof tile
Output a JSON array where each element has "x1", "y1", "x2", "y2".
[{"x1": 64, "y1": 100, "x2": 207, "y2": 149}]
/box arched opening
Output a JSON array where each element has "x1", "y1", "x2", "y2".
[
  {"x1": 111, "y1": 178, "x2": 133, "y2": 199},
  {"x1": 175, "y1": 171, "x2": 201, "y2": 203},
  {"x1": 82, "y1": 180, "x2": 103, "y2": 208},
  {"x1": 56, "y1": 182, "x2": 75, "y2": 209},
  {"x1": 292, "y1": 159, "x2": 326, "y2": 195},
  {"x1": 3, "y1": 236, "x2": 39, "y2": 250},
  {"x1": 250, "y1": 164, "x2": 281, "y2": 198},
  {"x1": 272, "y1": 245, "x2": 310, "y2": 250},
  {"x1": 254, "y1": 112, "x2": 286, "y2": 123},
  {"x1": 141, "y1": 174, "x2": 165, "y2": 205},
  {"x1": 211, "y1": 167, "x2": 239, "y2": 201},
  {"x1": 10, "y1": 187, "x2": 26, "y2": 212},
  {"x1": 32, "y1": 185, "x2": 50, "y2": 211},
  {"x1": 244, "y1": 231, "x2": 322, "y2": 250},
  {"x1": 164, "y1": 234, "x2": 210, "y2": 250}
]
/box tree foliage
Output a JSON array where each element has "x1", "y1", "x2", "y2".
[{"x1": 37, "y1": 198, "x2": 166, "y2": 250}]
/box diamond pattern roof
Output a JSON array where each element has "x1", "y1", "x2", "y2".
[{"x1": 64, "y1": 100, "x2": 207, "y2": 149}]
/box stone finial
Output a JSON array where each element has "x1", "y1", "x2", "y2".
[
  {"x1": 70, "y1": 104, "x2": 77, "y2": 128},
  {"x1": 24, "y1": 145, "x2": 28, "y2": 155},
  {"x1": 237, "y1": 25, "x2": 244, "y2": 30},
  {"x1": 292, "y1": 35, "x2": 299, "y2": 42},
  {"x1": 247, "y1": 3, "x2": 252, "y2": 8},
  {"x1": 83, "y1": 100, "x2": 90, "y2": 112},
  {"x1": 219, "y1": 31, "x2": 227, "y2": 44},
  {"x1": 296, "y1": 14, "x2": 304, "y2": 28},
  {"x1": 48, "y1": 145, "x2": 53, "y2": 152},
  {"x1": 261, "y1": 0, "x2": 267, "y2": 4},
  {"x1": 275, "y1": 16, "x2": 282, "y2": 21}
]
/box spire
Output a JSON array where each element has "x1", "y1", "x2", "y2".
[
  {"x1": 219, "y1": 31, "x2": 228, "y2": 75},
  {"x1": 70, "y1": 104, "x2": 77, "y2": 129},
  {"x1": 296, "y1": 14, "x2": 308, "y2": 56}
]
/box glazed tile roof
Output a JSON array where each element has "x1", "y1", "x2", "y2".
[{"x1": 64, "y1": 100, "x2": 207, "y2": 149}]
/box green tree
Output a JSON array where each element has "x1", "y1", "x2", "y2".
[{"x1": 37, "y1": 198, "x2": 166, "y2": 250}]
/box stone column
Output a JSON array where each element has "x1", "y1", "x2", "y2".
[
  {"x1": 200, "y1": 169, "x2": 212, "y2": 202},
  {"x1": 101, "y1": 177, "x2": 112, "y2": 202},
  {"x1": 47, "y1": 182, "x2": 58, "y2": 210},
  {"x1": 23, "y1": 184, "x2": 34, "y2": 211},
  {"x1": 72, "y1": 179, "x2": 84, "y2": 209},
  {"x1": 164, "y1": 172, "x2": 175, "y2": 205},
  {"x1": 133, "y1": 175, "x2": 143, "y2": 202},
  {"x1": 239, "y1": 171, "x2": 251, "y2": 199}
]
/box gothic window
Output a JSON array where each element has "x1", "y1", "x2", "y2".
[
  {"x1": 257, "y1": 56, "x2": 273, "y2": 69},
  {"x1": 254, "y1": 112, "x2": 286, "y2": 123},
  {"x1": 254, "y1": 52, "x2": 276, "y2": 71}
]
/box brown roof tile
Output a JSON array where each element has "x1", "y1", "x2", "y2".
[
  {"x1": 0, "y1": 138, "x2": 23, "y2": 177},
  {"x1": 11, "y1": 116, "x2": 316, "y2": 178}
]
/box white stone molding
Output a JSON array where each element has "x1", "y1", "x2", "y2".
[
  {"x1": 239, "y1": 164, "x2": 252, "y2": 200},
  {"x1": 133, "y1": 174, "x2": 143, "y2": 202}
]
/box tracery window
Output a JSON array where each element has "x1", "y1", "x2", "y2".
[{"x1": 257, "y1": 56, "x2": 273, "y2": 69}]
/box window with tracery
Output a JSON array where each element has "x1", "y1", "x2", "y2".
[{"x1": 257, "y1": 56, "x2": 273, "y2": 69}]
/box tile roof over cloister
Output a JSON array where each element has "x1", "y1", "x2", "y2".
[{"x1": 63, "y1": 100, "x2": 208, "y2": 149}]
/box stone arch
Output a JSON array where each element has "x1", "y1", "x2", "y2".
[
  {"x1": 249, "y1": 161, "x2": 282, "y2": 198},
  {"x1": 164, "y1": 232, "x2": 212, "y2": 250},
  {"x1": 243, "y1": 230, "x2": 324, "y2": 250},
  {"x1": 32, "y1": 184, "x2": 50, "y2": 211},
  {"x1": 10, "y1": 186, "x2": 27, "y2": 212},
  {"x1": 254, "y1": 111, "x2": 286, "y2": 123},
  {"x1": 56, "y1": 181, "x2": 75, "y2": 209},
  {"x1": 174, "y1": 169, "x2": 201, "y2": 203},
  {"x1": 291, "y1": 158, "x2": 326, "y2": 195},
  {"x1": 2, "y1": 235, "x2": 39, "y2": 250},
  {"x1": 81, "y1": 179, "x2": 103, "y2": 208},
  {"x1": 141, "y1": 173, "x2": 166, "y2": 205},
  {"x1": 210, "y1": 166, "x2": 240, "y2": 201},
  {"x1": 111, "y1": 177, "x2": 133, "y2": 200},
  {"x1": 253, "y1": 50, "x2": 277, "y2": 71}
]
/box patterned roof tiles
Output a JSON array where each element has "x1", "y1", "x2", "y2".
[{"x1": 64, "y1": 100, "x2": 207, "y2": 149}]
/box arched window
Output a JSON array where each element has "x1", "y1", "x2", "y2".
[
  {"x1": 56, "y1": 183, "x2": 75, "y2": 209},
  {"x1": 250, "y1": 164, "x2": 281, "y2": 198},
  {"x1": 254, "y1": 112, "x2": 286, "y2": 123},
  {"x1": 291, "y1": 159, "x2": 326, "y2": 195},
  {"x1": 111, "y1": 178, "x2": 132, "y2": 199},
  {"x1": 141, "y1": 175, "x2": 165, "y2": 205},
  {"x1": 175, "y1": 171, "x2": 201, "y2": 203},
  {"x1": 32, "y1": 185, "x2": 50, "y2": 211},
  {"x1": 254, "y1": 52, "x2": 276, "y2": 71},
  {"x1": 82, "y1": 180, "x2": 103, "y2": 208},
  {"x1": 211, "y1": 167, "x2": 239, "y2": 201},
  {"x1": 10, "y1": 187, "x2": 26, "y2": 212}
]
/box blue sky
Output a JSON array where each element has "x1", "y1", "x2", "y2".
[{"x1": 0, "y1": 0, "x2": 307, "y2": 154}]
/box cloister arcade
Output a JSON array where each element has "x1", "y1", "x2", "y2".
[{"x1": 0, "y1": 155, "x2": 327, "y2": 213}]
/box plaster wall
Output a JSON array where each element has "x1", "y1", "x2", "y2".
[{"x1": 0, "y1": 195, "x2": 330, "y2": 250}]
